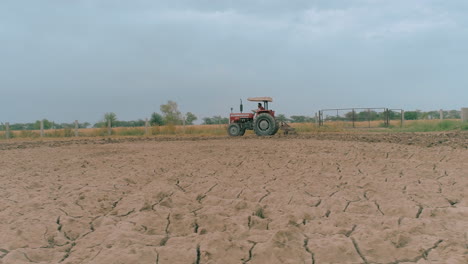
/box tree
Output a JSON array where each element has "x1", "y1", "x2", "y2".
[
  {"x1": 424, "y1": 111, "x2": 439, "y2": 119},
  {"x1": 34, "y1": 119, "x2": 52, "y2": 129},
  {"x1": 202, "y1": 117, "x2": 214, "y2": 125},
  {"x1": 276, "y1": 114, "x2": 289, "y2": 122},
  {"x1": 212, "y1": 116, "x2": 229, "y2": 124},
  {"x1": 160, "y1": 100, "x2": 182, "y2": 125},
  {"x1": 202, "y1": 116, "x2": 228, "y2": 125},
  {"x1": 345, "y1": 111, "x2": 355, "y2": 120},
  {"x1": 150, "y1": 112, "x2": 165, "y2": 126},
  {"x1": 114, "y1": 120, "x2": 145, "y2": 127},
  {"x1": 185, "y1": 112, "x2": 197, "y2": 125},
  {"x1": 289, "y1": 115, "x2": 316, "y2": 123},
  {"x1": 9, "y1": 123, "x2": 35, "y2": 130},
  {"x1": 307, "y1": 116, "x2": 316, "y2": 123},
  {"x1": 404, "y1": 111, "x2": 418, "y2": 120},
  {"x1": 446, "y1": 110, "x2": 461, "y2": 119},
  {"x1": 354, "y1": 110, "x2": 379, "y2": 121},
  {"x1": 93, "y1": 118, "x2": 147, "y2": 128},
  {"x1": 80, "y1": 122, "x2": 91, "y2": 128},
  {"x1": 388, "y1": 111, "x2": 400, "y2": 120},
  {"x1": 104, "y1": 112, "x2": 117, "y2": 127},
  {"x1": 290, "y1": 115, "x2": 307, "y2": 123}
]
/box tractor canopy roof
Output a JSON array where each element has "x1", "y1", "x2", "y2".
[{"x1": 247, "y1": 97, "x2": 273, "y2": 102}]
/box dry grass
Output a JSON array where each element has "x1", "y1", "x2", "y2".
[
  {"x1": 1, "y1": 120, "x2": 466, "y2": 140},
  {"x1": 310, "y1": 119, "x2": 468, "y2": 131},
  {"x1": 0, "y1": 125, "x2": 227, "y2": 140}
]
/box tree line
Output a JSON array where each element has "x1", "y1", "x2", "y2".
[
  {"x1": 403, "y1": 110, "x2": 460, "y2": 120},
  {"x1": 321, "y1": 109, "x2": 461, "y2": 121},
  {"x1": 1, "y1": 107, "x2": 463, "y2": 131},
  {"x1": 0, "y1": 120, "x2": 91, "y2": 131},
  {"x1": 94, "y1": 101, "x2": 197, "y2": 128}
]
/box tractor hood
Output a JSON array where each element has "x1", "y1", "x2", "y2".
[{"x1": 247, "y1": 97, "x2": 273, "y2": 102}]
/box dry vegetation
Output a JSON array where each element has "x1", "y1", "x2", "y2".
[{"x1": 1, "y1": 120, "x2": 467, "y2": 140}]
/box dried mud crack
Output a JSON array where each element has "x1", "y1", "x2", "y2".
[
  {"x1": 387, "y1": 239, "x2": 444, "y2": 264},
  {"x1": 416, "y1": 205, "x2": 424, "y2": 218},
  {"x1": 303, "y1": 237, "x2": 315, "y2": 264},
  {"x1": 0, "y1": 133, "x2": 466, "y2": 263},
  {"x1": 0, "y1": 249, "x2": 9, "y2": 259},
  {"x1": 194, "y1": 245, "x2": 201, "y2": 264},
  {"x1": 242, "y1": 241, "x2": 257, "y2": 264},
  {"x1": 160, "y1": 213, "x2": 171, "y2": 246},
  {"x1": 351, "y1": 238, "x2": 369, "y2": 264}
]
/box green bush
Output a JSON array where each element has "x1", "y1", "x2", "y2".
[
  {"x1": 461, "y1": 122, "x2": 468, "y2": 131},
  {"x1": 437, "y1": 120, "x2": 453, "y2": 130},
  {"x1": 391, "y1": 120, "x2": 465, "y2": 132}
]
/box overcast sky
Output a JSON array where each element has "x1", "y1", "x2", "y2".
[{"x1": 1, "y1": 0, "x2": 467, "y2": 123}]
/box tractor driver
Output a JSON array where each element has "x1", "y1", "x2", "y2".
[{"x1": 257, "y1": 103, "x2": 265, "y2": 111}]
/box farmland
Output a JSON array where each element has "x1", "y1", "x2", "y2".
[
  {"x1": 0, "y1": 132, "x2": 467, "y2": 263},
  {"x1": 1, "y1": 119, "x2": 468, "y2": 140}
]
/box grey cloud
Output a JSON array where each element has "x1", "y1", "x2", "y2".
[{"x1": 1, "y1": 0, "x2": 468, "y2": 123}]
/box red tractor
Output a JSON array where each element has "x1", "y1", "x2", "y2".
[{"x1": 228, "y1": 97, "x2": 280, "y2": 136}]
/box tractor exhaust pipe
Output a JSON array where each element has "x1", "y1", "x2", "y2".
[{"x1": 240, "y1": 99, "x2": 243, "y2": 113}]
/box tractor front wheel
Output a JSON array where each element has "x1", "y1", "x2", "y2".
[
  {"x1": 254, "y1": 113, "x2": 277, "y2": 136},
  {"x1": 228, "y1": 123, "x2": 242, "y2": 136},
  {"x1": 239, "y1": 128, "x2": 246, "y2": 136}
]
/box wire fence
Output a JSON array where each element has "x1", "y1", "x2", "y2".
[{"x1": 318, "y1": 108, "x2": 404, "y2": 128}]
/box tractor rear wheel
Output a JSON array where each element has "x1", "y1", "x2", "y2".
[
  {"x1": 254, "y1": 113, "x2": 277, "y2": 136},
  {"x1": 228, "y1": 123, "x2": 242, "y2": 136},
  {"x1": 272, "y1": 121, "x2": 280, "y2": 135}
]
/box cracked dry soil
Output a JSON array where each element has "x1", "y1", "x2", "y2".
[{"x1": 0, "y1": 134, "x2": 467, "y2": 263}]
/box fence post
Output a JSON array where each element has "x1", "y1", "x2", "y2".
[
  {"x1": 384, "y1": 109, "x2": 387, "y2": 127},
  {"x1": 40, "y1": 120, "x2": 44, "y2": 137},
  {"x1": 5, "y1": 122, "x2": 10, "y2": 139},
  {"x1": 439, "y1": 109, "x2": 443, "y2": 120},
  {"x1": 352, "y1": 109, "x2": 355, "y2": 128},
  {"x1": 401, "y1": 110, "x2": 405, "y2": 127},
  {"x1": 74, "y1": 120, "x2": 79, "y2": 137},
  {"x1": 321, "y1": 111, "x2": 324, "y2": 126},
  {"x1": 183, "y1": 117, "x2": 186, "y2": 134},
  {"x1": 145, "y1": 118, "x2": 149, "y2": 136},
  {"x1": 386, "y1": 108, "x2": 390, "y2": 127},
  {"x1": 318, "y1": 111, "x2": 322, "y2": 126},
  {"x1": 317, "y1": 111, "x2": 320, "y2": 126},
  {"x1": 367, "y1": 109, "x2": 371, "y2": 128},
  {"x1": 107, "y1": 119, "x2": 111, "y2": 136},
  {"x1": 462, "y1": 108, "x2": 468, "y2": 122}
]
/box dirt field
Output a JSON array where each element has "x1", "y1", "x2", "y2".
[{"x1": 0, "y1": 132, "x2": 467, "y2": 264}]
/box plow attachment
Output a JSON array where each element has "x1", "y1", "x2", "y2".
[{"x1": 279, "y1": 122, "x2": 297, "y2": 135}]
